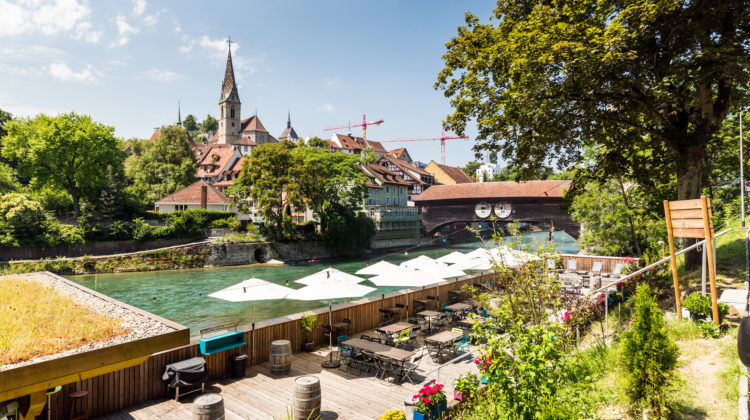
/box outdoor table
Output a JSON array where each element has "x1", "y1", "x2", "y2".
[
  {"x1": 426, "y1": 330, "x2": 462, "y2": 344},
  {"x1": 330, "y1": 322, "x2": 350, "y2": 337},
  {"x1": 424, "y1": 330, "x2": 463, "y2": 362},
  {"x1": 341, "y1": 338, "x2": 415, "y2": 381},
  {"x1": 458, "y1": 317, "x2": 486, "y2": 328},
  {"x1": 443, "y1": 302, "x2": 471, "y2": 312},
  {"x1": 414, "y1": 299, "x2": 430, "y2": 310},
  {"x1": 376, "y1": 322, "x2": 412, "y2": 338},
  {"x1": 418, "y1": 310, "x2": 442, "y2": 332}
]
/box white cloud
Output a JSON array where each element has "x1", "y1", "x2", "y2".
[
  {"x1": 0, "y1": 45, "x2": 67, "y2": 61},
  {"x1": 0, "y1": 0, "x2": 99, "y2": 41},
  {"x1": 112, "y1": 15, "x2": 139, "y2": 46},
  {"x1": 132, "y1": 0, "x2": 146, "y2": 16},
  {"x1": 74, "y1": 21, "x2": 102, "y2": 43},
  {"x1": 142, "y1": 14, "x2": 158, "y2": 27},
  {"x1": 144, "y1": 68, "x2": 183, "y2": 82},
  {"x1": 318, "y1": 103, "x2": 335, "y2": 113},
  {"x1": 49, "y1": 62, "x2": 97, "y2": 83},
  {"x1": 324, "y1": 77, "x2": 339, "y2": 88}
]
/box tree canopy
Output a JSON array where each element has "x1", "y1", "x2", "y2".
[
  {"x1": 436, "y1": 0, "x2": 749, "y2": 202},
  {"x1": 183, "y1": 114, "x2": 198, "y2": 132},
  {"x1": 125, "y1": 125, "x2": 196, "y2": 207},
  {"x1": 202, "y1": 114, "x2": 218, "y2": 133},
  {"x1": 2, "y1": 113, "x2": 125, "y2": 217}
]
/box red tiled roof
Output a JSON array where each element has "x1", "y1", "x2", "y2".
[
  {"x1": 156, "y1": 180, "x2": 228, "y2": 204},
  {"x1": 413, "y1": 180, "x2": 572, "y2": 202},
  {"x1": 228, "y1": 156, "x2": 246, "y2": 173},
  {"x1": 378, "y1": 155, "x2": 431, "y2": 177},
  {"x1": 361, "y1": 163, "x2": 411, "y2": 186},
  {"x1": 196, "y1": 146, "x2": 240, "y2": 178},
  {"x1": 213, "y1": 180, "x2": 234, "y2": 187},
  {"x1": 240, "y1": 115, "x2": 268, "y2": 133},
  {"x1": 333, "y1": 134, "x2": 387, "y2": 154},
  {"x1": 429, "y1": 161, "x2": 474, "y2": 184},
  {"x1": 234, "y1": 137, "x2": 257, "y2": 146},
  {"x1": 388, "y1": 148, "x2": 408, "y2": 159}
]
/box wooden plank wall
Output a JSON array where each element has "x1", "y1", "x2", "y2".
[
  {"x1": 39, "y1": 272, "x2": 497, "y2": 419},
  {"x1": 558, "y1": 254, "x2": 640, "y2": 273}
]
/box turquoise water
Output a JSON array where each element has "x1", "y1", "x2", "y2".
[{"x1": 69, "y1": 232, "x2": 577, "y2": 336}]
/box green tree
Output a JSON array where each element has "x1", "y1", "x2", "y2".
[
  {"x1": 325, "y1": 208, "x2": 376, "y2": 257},
  {"x1": 125, "y1": 125, "x2": 196, "y2": 207},
  {"x1": 0, "y1": 163, "x2": 18, "y2": 193},
  {"x1": 305, "y1": 136, "x2": 331, "y2": 148},
  {"x1": 233, "y1": 142, "x2": 303, "y2": 239},
  {"x1": 2, "y1": 113, "x2": 125, "y2": 218},
  {"x1": 202, "y1": 114, "x2": 218, "y2": 133},
  {"x1": 622, "y1": 284, "x2": 679, "y2": 417},
  {"x1": 436, "y1": 1, "x2": 749, "y2": 203},
  {"x1": 461, "y1": 160, "x2": 481, "y2": 181},
  {"x1": 0, "y1": 193, "x2": 48, "y2": 246},
  {"x1": 293, "y1": 146, "x2": 368, "y2": 232},
  {"x1": 183, "y1": 114, "x2": 198, "y2": 132},
  {"x1": 359, "y1": 146, "x2": 377, "y2": 164}
]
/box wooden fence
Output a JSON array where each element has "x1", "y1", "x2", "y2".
[
  {"x1": 558, "y1": 254, "x2": 638, "y2": 273},
  {"x1": 40, "y1": 272, "x2": 498, "y2": 419}
]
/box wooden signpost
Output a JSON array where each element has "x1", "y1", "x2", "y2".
[{"x1": 664, "y1": 196, "x2": 719, "y2": 324}]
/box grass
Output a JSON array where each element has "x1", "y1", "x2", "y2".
[
  {"x1": 216, "y1": 232, "x2": 264, "y2": 243},
  {"x1": 0, "y1": 277, "x2": 127, "y2": 365}
]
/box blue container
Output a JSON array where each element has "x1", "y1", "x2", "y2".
[{"x1": 413, "y1": 403, "x2": 447, "y2": 420}]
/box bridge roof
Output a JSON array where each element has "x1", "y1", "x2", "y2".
[{"x1": 413, "y1": 180, "x2": 571, "y2": 202}]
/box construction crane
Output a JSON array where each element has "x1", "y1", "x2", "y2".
[
  {"x1": 323, "y1": 114, "x2": 384, "y2": 141},
  {"x1": 379, "y1": 129, "x2": 469, "y2": 165}
]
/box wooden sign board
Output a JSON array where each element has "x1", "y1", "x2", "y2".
[{"x1": 664, "y1": 196, "x2": 719, "y2": 324}]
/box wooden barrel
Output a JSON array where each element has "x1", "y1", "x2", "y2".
[
  {"x1": 192, "y1": 393, "x2": 224, "y2": 420},
  {"x1": 293, "y1": 376, "x2": 321, "y2": 420},
  {"x1": 270, "y1": 340, "x2": 292, "y2": 373}
]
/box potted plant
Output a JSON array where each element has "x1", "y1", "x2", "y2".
[
  {"x1": 452, "y1": 372, "x2": 478, "y2": 402},
  {"x1": 300, "y1": 312, "x2": 319, "y2": 352},
  {"x1": 718, "y1": 302, "x2": 730, "y2": 323},
  {"x1": 377, "y1": 409, "x2": 406, "y2": 420},
  {"x1": 683, "y1": 292, "x2": 711, "y2": 320},
  {"x1": 412, "y1": 382, "x2": 447, "y2": 420}
]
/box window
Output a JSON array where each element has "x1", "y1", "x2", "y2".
[
  {"x1": 386, "y1": 197, "x2": 390, "y2": 205},
  {"x1": 175, "y1": 204, "x2": 188, "y2": 211},
  {"x1": 400, "y1": 187, "x2": 404, "y2": 194},
  {"x1": 221, "y1": 108, "x2": 224, "y2": 118},
  {"x1": 231, "y1": 107, "x2": 235, "y2": 118},
  {"x1": 385, "y1": 186, "x2": 389, "y2": 193}
]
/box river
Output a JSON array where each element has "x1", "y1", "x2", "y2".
[{"x1": 69, "y1": 231, "x2": 578, "y2": 336}]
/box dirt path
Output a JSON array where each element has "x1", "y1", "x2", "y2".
[{"x1": 679, "y1": 335, "x2": 734, "y2": 419}]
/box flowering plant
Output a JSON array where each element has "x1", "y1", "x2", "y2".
[{"x1": 413, "y1": 381, "x2": 447, "y2": 414}]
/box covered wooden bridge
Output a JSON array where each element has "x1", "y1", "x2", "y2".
[{"x1": 413, "y1": 180, "x2": 580, "y2": 238}]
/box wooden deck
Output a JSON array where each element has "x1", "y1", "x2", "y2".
[{"x1": 104, "y1": 329, "x2": 480, "y2": 420}]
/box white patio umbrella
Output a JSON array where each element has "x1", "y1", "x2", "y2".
[
  {"x1": 436, "y1": 251, "x2": 469, "y2": 265},
  {"x1": 287, "y1": 277, "x2": 375, "y2": 368},
  {"x1": 209, "y1": 278, "x2": 294, "y2": 363},
  {"x1": 295, "y1": 267, "x2": 366, "y2": 285},
  {"x1": 401, "y1": 258, "x2": 466, "y2": 279},
  {"x1": 369, "y1": 267, "x2": 446, "y2": 313},
  {"x1": 355, "y1": 260, "x2": 399, "y2": 276}
]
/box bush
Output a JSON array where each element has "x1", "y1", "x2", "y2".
[
  {"x1": 0, "y1": 193, "x2": 49, "y2": 246},
  {"x1": 107, "y1": 220, "x2": 132, "y2": 240},
  {"x1": 209, "y1": 218, "x2": 230, "y2": 228},
  {"x1": 682, "y1": 292, "x2": 711, "y2": 319},
  {"x1": 132, "y1": 218, "x2": 152, "y2": 241},
  {"x1": 622, "y1": 284, "x2": 679, "y2": 417}
]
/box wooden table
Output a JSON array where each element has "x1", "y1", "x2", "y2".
[
  {"x1": 426, "y1": 330, "x2": 462, "y2": 344},
  {"x1": 384, "y1": 306, "x2": 404, "y2": 321},
  {"x1": 458, "y1": 317, "x2": 487, "y2": 329},
  {"x1": 376, "y1": 322, "x2": 412, "y2": 336},
  {"x1": 444, "y1": 302, "x2": 471, "y2": 312},
  {"x1": 418, "y1": 310, "x2": 442, "y2": 332},
  {"x1": 330, "y1": 322, "x2": 350, "y2": 337},
  {"x1": 340, "y1": 338, "x2": 415, "y2": 361}
]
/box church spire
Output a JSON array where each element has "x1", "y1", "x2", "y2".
[
  {"x1": 177, "y1": 99, "x2": 182, "y2": 126},
  {"x1": 287, "y1": 110, "x2": 291, "y2": 128},
  {"x1": 220, "y1": 37, "x2": 239, "y2": 103}
]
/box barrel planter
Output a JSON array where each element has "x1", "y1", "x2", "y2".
[
  {"x1": 270, "y1": 340, "x2": 292, "y2": 374},
  {"x1": 293, "y1": 375, "x2": 321, "y2": 420},
  {"x1": 192, "y1": 393, "x2": 225, "y2": 420},
  {"x1": 413, "y1": 403, "x2": 447, "y2": 420}
]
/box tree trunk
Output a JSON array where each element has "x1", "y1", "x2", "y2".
[
  {"x1": 674, "y1": 143, "x2": 706, "y2": 270},
  {"x1": 71, "y1": 188, "x2": 81, "y2": 219}
]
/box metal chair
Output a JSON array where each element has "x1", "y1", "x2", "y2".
[
  {"x1": 401, "y1": 352, "x2": 424, "y2": 384},
  {"x1": 394, "y1": 328, "x2": 411, "y2": 348}
]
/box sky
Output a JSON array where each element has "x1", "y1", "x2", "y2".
[{"x1": 0, "y1": 0, "x2": 499, "y2": 167}]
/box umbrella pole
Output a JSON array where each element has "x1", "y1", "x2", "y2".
[
  {"x1": 251, "y1": 303, "x2": 255, "y2": 365},
  {"x1": 322, "y1": 299, "x2": 340, "y2": 368}
]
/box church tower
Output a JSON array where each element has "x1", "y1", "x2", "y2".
[{"x1": 217, "y1": 40, "x2": 241, "y2": 145}]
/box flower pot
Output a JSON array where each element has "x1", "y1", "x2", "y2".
[
  {"x1": 454, "y1": 389, "x2": 469, "y2": 401},
  {"x1": 302, "y1": 341, "x2": 315, "y2": 352},
  {"x1": 413, "y1": 403, "x2": 447, "y2": 420}
]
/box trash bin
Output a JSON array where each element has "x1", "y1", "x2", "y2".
[{"x1": 229, "y1": 353, "x2": 248, "y2": 378}]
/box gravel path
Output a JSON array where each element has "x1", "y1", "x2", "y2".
[{"x1": 0, "y1": 272, "x2": 177, "y2": 371}]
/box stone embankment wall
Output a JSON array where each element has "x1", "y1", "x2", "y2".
[{"x1": 0, "y1": 238, "x2": 198, "y2": 261}]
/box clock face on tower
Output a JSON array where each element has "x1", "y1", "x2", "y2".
[
  {"x1": 475, "y1": 202, "x2": 492, "y2": 218},
  {"x1": 494, "y1": 202, "x2": 512, "y2": 218}
]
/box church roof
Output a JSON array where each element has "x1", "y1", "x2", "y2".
[
  {"x1": 156, "y1": 180, "x2": 228, "y2": 205},
  {"x1": 278, "y1": 126, "x2": 299, "y2": 140},
  {"x1": 220, "y1": 48, "x2": 239, "y2": 103},
  {"x1": 240, "y1": 115, "x2": 268, "y2": 133}
]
